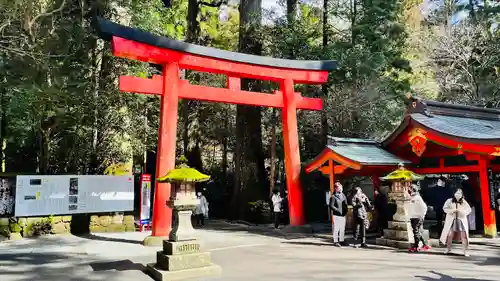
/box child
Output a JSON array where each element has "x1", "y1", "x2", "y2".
[{"x1": 408, "y1": 184, "x2": 431, "y2": 252}]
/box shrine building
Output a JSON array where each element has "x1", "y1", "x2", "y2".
[{"x1": 306, "y1": 96, "x2": 500, "y2": 237}]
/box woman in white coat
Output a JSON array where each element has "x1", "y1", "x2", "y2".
[{"x1": 439, "y1": 188, "x2": 472, "y2": 257}]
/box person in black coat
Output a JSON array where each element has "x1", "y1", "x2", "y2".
[{"x1": 373, "y1": 187, "x2": 388, "y2": 237}]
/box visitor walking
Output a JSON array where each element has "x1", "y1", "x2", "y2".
[
  {"x1": 272, "y1": 189, "x2": 283, "y2": 229},
  {"x1": 440, "y1": 188, "x2": 472, "y2": 257},
  {"x1": 373, "y1": 187, "x2": 388, "y2": 237},
  {"x1": 195, "y1": 191, "x2": 209, "y2": 226},
  {"x1": 352, "y1": 187, "x2": 371, "y2": 248},
  {"x1": 330, "y1": 182, "x2": 348, "y2": 247},
  {"x1": 408, "y1": 184, "x2": 431, "y2": 252}
]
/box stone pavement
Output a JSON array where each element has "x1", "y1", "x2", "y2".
[{"x1": 0, "y1": 222, "x2": 499, "y2": 281}]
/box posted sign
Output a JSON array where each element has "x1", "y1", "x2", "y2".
[
  {"x1": 140, "y1": 174, "x2": 152, "y2": 223},
  {"x1": 14, "y1": 175, "x2": 134, "y2": 217}
]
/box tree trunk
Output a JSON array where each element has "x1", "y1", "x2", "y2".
[
  {"x1": 232, "y1": 0, "x2": 266, "y2": 218},
  {"x1": 320, "y1": 0, "x2": 330, "y2": 144},
  {"x1": 0, "y1": 85, "x2": 6, "y2": 173},
  {"x1": 269, "y1": 108, "x2": 277, "y2": 195},
  {"x1": 183, "y1": 0, "x2": 201, "y2": 156}
]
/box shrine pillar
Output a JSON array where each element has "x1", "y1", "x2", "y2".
[
  {"x1": 478, "y1": 157, "x2": 497, "y2": 237},
  {"x1": 281, "y1": 79, "x2": 305, "y2": 226},
  {"x1": 151, "y1": 63, "x2": 180, "y2": 238}
]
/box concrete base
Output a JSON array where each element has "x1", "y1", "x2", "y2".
[
  {"x1": 147, "y1": 263, "x2": 222, "y2": 281},
  {"x1": 376, "y1": 230, "x2": 434, "y2": 249},
  {"x1": 156, "y1": 251, "x2": 212, "y2": 271},
  {"x1": 143, "y1": 235, "x2": 169, "y2": 247}
]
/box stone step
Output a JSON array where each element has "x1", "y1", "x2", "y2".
[
  {"x1": 383, "y1": 229, "x2": 430, "y2": 242},
  {"x1": 388, "y1": 221, "x2": 410, "y2": 231},
  {"x1": 376, "y1": 237, "x2": 411, "y2": 249},
  {"x1": 156, "y1": 251, "x2": 212, "y2": 271},
  {"x1": 147, "y1": 263, "x2": 222, "y2": 281}
]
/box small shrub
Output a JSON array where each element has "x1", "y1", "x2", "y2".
[
  {"x1": 31, "y1": 218, "x2": 54, "y2": 236},
  {"x1": 247, "y1": 200, "x2": 271, "y2": 224},
  {"x1": 9, "y1": 223, "x2": 22, "y2": 233}
]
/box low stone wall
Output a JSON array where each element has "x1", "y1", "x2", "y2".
[
  {"x1": 0, "y1": 216, "x2": 71, "y2": 240},
  {"x1": 89, "y1": 214, "x2": 136, "y2": 233}
]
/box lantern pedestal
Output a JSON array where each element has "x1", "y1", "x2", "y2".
[
  {"x1": 147, "y1": 183, "x2": 221, "y2": 281},
  {"x1": 376, "y1": 182, "x2": 429, "y2": 249}
]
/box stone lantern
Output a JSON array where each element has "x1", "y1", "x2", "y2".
[
  {"x1": 147, "y1": 164, "x2": 221, "y2": 281},
  {"x1": 376, "y1": 164, "x2": 427, "y2": 249}
]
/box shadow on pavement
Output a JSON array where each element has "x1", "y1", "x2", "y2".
[
  {"x1": 416, "y1": 271, "x2": 495, "y2": 281},
  {"x1": 0, "y1": 252, "x2": 91, "y2": 281},
  {"x1": 74, "y1": 233, "x2": 143, "y2": 245},
  {"x1": 90, "y1": 259, "x2": 146, "y2": 272},
  {"x1": 197, "y1": 220, "x2": 307, "y2": 240}
]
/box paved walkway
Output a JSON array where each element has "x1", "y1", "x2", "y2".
[{"x1": 0, "y1": 222, "x2": 499, "y2": 281}]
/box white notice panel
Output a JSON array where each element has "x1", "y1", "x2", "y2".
[{"x1": 14, "y1": 175, "x2": 134, "y2": 217}]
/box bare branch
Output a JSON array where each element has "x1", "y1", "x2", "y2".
[{"x1": 28, "y1": 0, "x2": 67, "y2": 38}]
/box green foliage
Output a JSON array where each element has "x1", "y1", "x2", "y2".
[
  {"x1": 247, "y1": 200, "x2": 271, "y2": 224},
  {"x1": 9, "y1": 222, "x2": 22, "y2": 233},
  {"x1": 31, "y1": 217, "x2": 54, "y2": 236}
]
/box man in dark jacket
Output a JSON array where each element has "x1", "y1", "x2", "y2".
[
  {"x1": 330, "y1": 182, "x2": 348, "y2": 247},
  {"x1": 374, "y1": 187, "x2": 388, "y2": 237}
]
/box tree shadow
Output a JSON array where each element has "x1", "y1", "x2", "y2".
[
  {"x1": 198, "y1": 220, "x2": 310, "y2": 240},
  {"x1": 90, "y1": 259, "x2": 147, "y2": 272},
  {"x1": 74, "y1": 233, "x2": 143, "y2": 245},
  {"x1": 416, "y1": 271, "x2": 495, "y2": 281},
  {"x1": 0, "y1": 251, "x2": 153, "y2": 281}
]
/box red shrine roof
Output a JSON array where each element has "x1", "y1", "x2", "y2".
[
  {"x1": 383, "y1": 96, "x2": 500, "y2": 146},
  {"x1": 306, "y1": 96, "x2": 500, "y2": 175}
]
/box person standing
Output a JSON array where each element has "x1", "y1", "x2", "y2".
[
  {"x1": 352, "y1": 187, "x2": 371, "y2": 248},
  {"x1": 408, "y1": 184, "x2": 431, "y2": 252},
  {"x1": 495, "y1": 186, "x2": 500, "y2": 233},
  {"x1": 373, "y1": 187, "x2": 388, "y2": 237},
  {"x1": 195, "y1": 191, "x2": 209, "y2": 226},
  {"x1": 271, "y1": 189, "x2": 283, "y2": 229},
  {"x1": 433, "y1": 178, "x2": 451, "y2": 233},
  {"x1": 330, "y1": 182, "x2": 348, "y2": 247},
  {"x1": 440, "y1": 188, "x2": 472, "y2": 257}
]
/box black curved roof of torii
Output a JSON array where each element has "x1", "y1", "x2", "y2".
[{"x1": 94, "y1": 18, "x2": 338, "y2": 71}]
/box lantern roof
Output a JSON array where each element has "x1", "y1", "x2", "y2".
[
  {"x1": 157, "y1": 164, "x2": 210, "y2": 183},
  {"x1": 380, "y1": 164, "x2": 424, "y2": 182}
]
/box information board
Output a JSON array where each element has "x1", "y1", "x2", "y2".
[
  {"x1": 14, "y1": 175, "x2": 134, "y2": 216},
  {"x1": 140, "y1": 174, "x2": 151, "y2": 223},
  {"x1": 487, "y1": 168, "x2": 499, "y2": 210}
]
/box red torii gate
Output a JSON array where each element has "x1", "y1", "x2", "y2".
[{"x1": 96, "y1": 18, "x2": 337, "y2": 238}]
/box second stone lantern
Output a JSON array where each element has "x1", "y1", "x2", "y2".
[
  {"x1": 147, "y1": 163, "x2": 221, "y2": 281},
  {"x1": 376, "y1": 163, "x2": 427, "y2": 249}
]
